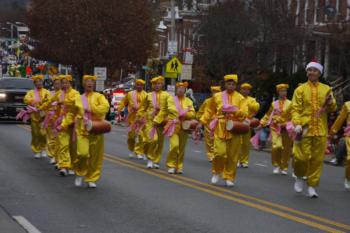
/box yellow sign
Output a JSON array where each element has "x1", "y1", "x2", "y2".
[{"x1": 166, "y1": 57, "x2": 182, "y2": 74}]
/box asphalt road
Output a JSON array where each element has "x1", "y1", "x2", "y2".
[{"x1": 0, "y1": 123, "x2": 349, "y2": 233}]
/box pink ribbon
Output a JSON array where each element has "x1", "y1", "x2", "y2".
[
  {"x1": 149, "y1": 126, "x2": 157, "y2": 139},
  {"x1": 151, "y1": 91, "x2": 160, "y2": 117},
  {"x1": 250, "y1": 130, "x2": 261, "y2": 150},
  {"x1": 34, "y1": 88, "x2": 41, "y2": 103},
  {"x1": 16, "y1": 105, "x2": 39, "y2": 123},
  {"x1": 42, "y1": 101, "x2": 58, "y2": 129},
  {"x1": 221, "y1": 91, "x2": 239, "y2": 113},
  {"x1": 209, "y1": 118, "x2": 218, "y2": 138},
  {"x1": 125, "y1": 91, "x2": 140, "y2": 125},
  {"x1": 163, "y1": 118, "x2": 179, "y2": 137},
  {"x1": 344, "y1": 125, "x2": 350, "y2": 137},
  {"x1": 81, "y1": 94, "x2": 91, "y2": 129},
  {"x1": 285, "y1": 121, "x2": 296, "y2": 140}
]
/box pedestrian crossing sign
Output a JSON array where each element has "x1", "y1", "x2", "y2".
[{"x1": 166, "y1": 57, "x2": 182, "y2": 74}]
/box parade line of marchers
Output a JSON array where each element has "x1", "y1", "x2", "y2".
[{"x1": 17, "y1": 60, "x2": 350, "y2": 198}]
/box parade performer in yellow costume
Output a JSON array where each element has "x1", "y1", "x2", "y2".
[
  {"x1": 198, "y1": 74, "x2": 247, "y2": 187},
  {"x1": 118, "y1": 79, "x2": 147, "y2": 160},
  {"x1": 136, "y1": 76, "x2": 172, "y2": 169},
  {"x1": 165, "y1": 82, "x2": 195, "y2": 174},
  {"x1": 23, "y1": 74, "x2": 50, "y2": 158},
  {"x1": 71, "y1": 75, "x2": 110, "y2": 188},
  {"x1": 291, "y1": 61, "x2": 337, "y2": 198},
  {"x1": 238, "y1": 83, "x2": 260, "y2": 168},
  {"x1": 197, "y1": 86, "x2": 221, "y2": 161},
  {"x1": 55, "y1": 75, "x2": 80, "y2": 176},
  {"x1": 260, "y1": 84, "x2": 292, "y2": 175},
  {"x1": 330, "y1": 101, "x2": 350, "y2": 190}
]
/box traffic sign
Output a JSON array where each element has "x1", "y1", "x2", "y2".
[
  {"x1": 166, "y1": 57, "x2": 182, "y2": 74},
  {"x1": 96, "y1": 80, "x2": 105, "y2": 92},
  {"x1": 94, "y1": 67, "x2": 107, "y2": 81}
]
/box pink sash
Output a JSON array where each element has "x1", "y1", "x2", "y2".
[
  {"x1": 55, "y1": 91, "x2": 67, "y2": 129},
  {"x1": 250, "y1": 130, "x2": 261, "y2": 150},
  {"x1": 81, "y1": 94, "x2": 91, "y2": 129},
  {"x1": 221, "y1": 91, "x2": 239, "y2": 113},
  {"x1": 149, "y1": 92, "x2": 160, "y2": 139},
  {"x1": 267, "y1": 100, "x2": 282, "y2": 135},
  {"x1": 344, "y1": 125, "x2": 350, "y2": 137},
  {"x1": 34, "y1": 88, "x2": 41, "y2": 103},
  {"x1": 127, "y1": 91, "x2": 142, "y2": 131},
  {"x1": 16, "y1": 105, "x2": 39, "y2": 123}
]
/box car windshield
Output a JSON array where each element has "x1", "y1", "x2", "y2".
[{"x1": 0, "y1": 79, "x2": 34, "y2": 90}]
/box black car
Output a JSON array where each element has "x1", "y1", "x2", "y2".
[{"x1": 0, "y1": 77, "x2": 34, "y2": 119}]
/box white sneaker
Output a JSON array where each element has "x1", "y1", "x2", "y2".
[
  {"x1": 68, "y1": 170, "x2": 75, "y2": 176},
  {"x1": 302, "y1": 176, "x2": 308, "y2": 180},
  {"x1": 74, "y1": 176, "x2": 84, "y2": 187},
  {"x1": 329, "y1": 158, "x2": 337, "y2": 164},
  {"x1": 273, "y1": 167, "x2": 280, "y2": 174},
  {"x1": 136, "y1": 154, "x2": 144, "y2": 160},
  {"x1": 307, "y1": 186, "x2": 318, "y2": 198},
  {"x1": 146, "y1": 160, "x2": 153, "y2": 169},
  {"x1": 237, "y1": 163, "x2": 241, "y2": 168},
  {"x1": 226, "y1": 180, "x2": 235, "y2": 187},
  {"x1": 49, "y1": 158, "x2": 56, "y2": 164},
  {"x1": 168, "y1": 168, "x2": 175, "y2": 174},
  {"x1": 294, "y1": 177, "x2": 303, "y2": 193},
  {"x1": 241, "y1": 164, "x2": 248, "y2": 168},
  {"x1": 128, "y1": 153, "x2": 135, "y2": 159},
  {"x1": 59, "y1": 168, "x2": 67, "y2": 177},
  {"x1": 87, "y1": 182, "x2": 97, "y2": 188},
  {"x1": 176, "y1": 169, "x2": 183, "y2": 174},
  {"x1": 41, "y1": 151, "x2": 47, "y2": 158},
  {"x1": 211, "y1": 174, "x2": 220, "y2": 184},
  {"x1": 292, "y1": 173, "x2": 297, "y2": 178},
  {"x1": 344, "y1": 179, "x2": 350, "y2": 190},
  {"x1": 281, "y1": 170, "x2": 288, "y2": 175},
  {"x1": 34, "y1": 153, "x2": 41, "y2": 159},
  {"x1": 153, "y1": 163, "x2": 160, "y2": 169}
]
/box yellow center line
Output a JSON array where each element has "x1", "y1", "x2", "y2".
[
  {"x1": 104, "y1": 157, "x2": 344, "y2": 233},
  {"x1": 105, "y1": 153, "x2": 350, "y2": 232}
]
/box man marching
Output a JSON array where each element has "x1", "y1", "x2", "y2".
[
  {"x1": 197, "y1": 86, "x2": 221, "y2": 162},
  {"x1": 73, "y1": 75, "x2": 110, "y2": 188},
  {"x1": 23, "y1": 74, "x2": 50, "y2": 158},
  {"x1": 165, "y1": 82, "x2": 195, "y2": 174},
  {"x1": 238, "y1": 83, "x2": 260, "y2": 168},
  {"x1": 118, "y1": 79, "x2": 147, "y2": 160},
  {"x1": 291, "y1": 61, "x2": 337, "y2": 198},
  {"x1": 137, "y1": 76, "x2": 172, "y2": 169},
  {"x1": 198, "y1": 74, "x2": 247, "y2": 187},
  {"x1": 260, "y1": 84, "x2": 292, "y2": 175}
]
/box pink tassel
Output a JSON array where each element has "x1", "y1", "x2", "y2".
[
  {"x1": 149, "y1": 127, "x2": 157, "y2": 139},
  {"x1": 163, "y1": 119, "x2": 178, "y2": 137},
  {"x1": 209, "y1": 118, "x2": 218, "y2": 138},
  {"x1": 250, "y1": 130, "x2": 261, "y2": 150}
]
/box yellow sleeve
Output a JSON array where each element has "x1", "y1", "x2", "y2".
[
  {"x1": 327, "y1": 91, "x2": 337, "y2": 113},
  {"x1": 61, "y1": 95, "x2": 79, "y2": 130},
  {"x1": 185, "y1": 98, "x2": 195, "y2": 120},
  {"x1": 200, "y1": 97, "x2": 216, "y2": 126},
  {"x1": 136, "y1": 93, "x2": 149, "y2": 119},
  {"x1": 154, "y1": 93, "x2": 178, "y2": 124},
  {"x1": 291, "y1": 88, "x2": 304, "y2": 126},
  {"x1": 235, "y1": 95, "x2": 248, "y2": 120},
  {"x1": 91, "y1": 93, "x2": 110, "y2": 117},
  {"x1": 37, "y1": 89, "x2": 53, "y2": 110},
  {"x1": 330, "y1": 104, "x2": 348, "y2": 135},
  {"x1": 196, "y1": 99, "x2": 208, "y2": 119},
  {"x1": 248, "y1": 98, "x2": 260, "y2": 117},
  {"x1": 117, "y1": 93, "x2": 129, "y2": 112},
  {"x1": 260, "y1": 104, "x2": 273, "y2": 127},
  {"x1": 23, "y1": 90, "x2": 34, "y2": 105}
]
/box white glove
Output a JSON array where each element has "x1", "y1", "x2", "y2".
[{"x1": 294, "y1": 125, "x2": 302, "y2": 134}]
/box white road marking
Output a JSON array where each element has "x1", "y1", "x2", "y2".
[
  {"x1": 255, "y1": 163, "x2": 268, "y2": 167},
  {"x1": 13, "y1": 216, "x2": 41, "y2": 233}
]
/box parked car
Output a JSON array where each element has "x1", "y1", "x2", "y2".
[{"x1": 0, "y1": 77, "x2": 33, "y2": 119}]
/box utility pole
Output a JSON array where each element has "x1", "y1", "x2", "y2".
[{"x1": 170, "y1": 0, "x2": 176, "y2": 85}]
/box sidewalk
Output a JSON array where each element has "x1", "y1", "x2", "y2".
[{"x1": 0, "y1": 206, "x2": 26, "y2": 233}]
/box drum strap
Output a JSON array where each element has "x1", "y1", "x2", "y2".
[{"x1": 34, "y1": 88, "x2": 42, "y2": 103}]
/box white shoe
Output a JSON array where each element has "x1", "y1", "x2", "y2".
[
  {"x1": 307, "y1": 186, "x2": 318, "y2": 198},
  {"x1": 49, "y1": 158, "x2": 56, "y2": 164},
  {"x1": 292, "y1": 173, "x2": 296, "y2": 178},
  {"x1": 59, "y1": 168, "x2": 67, "y2": 176},
  {"x1": 241, "y1": 164, "x2": 248, "y2": 168},
  {"x1": 142, "y1": 155, "x2": 147, "y2": 161},
  {"x1": 344, "y1": 179, "x2": 350, "y2": 190},
  {"x1": 68, "y1": 170, "x2": 75, "y2": 176},
  {"x1": 237, "y1": 163, "x2": 241, "y2": 168},
  {"x1": 176, "y1": 169, "x2": 183, "y2": 174},
  {"x1": 273, "y1": 167, "x2": 280, "y2": 174},
  {"x1": 41, "y1": 151, "x2": 47, "y2": 158},
  {"x1": 168, "y1": 168, "x2": 175, "y2": 174},
  {"x1": 136, "y1": 154, "x2": 144, "y2": 160},
  {"x1": 302, "y1": 176, "x2": 308, "y2": 180},
  {"x1": 34, "y1": 153, "x2": 41, "y2": 159},
  {"x1": 294, "y1": 177, "x2": 303, "y2": 193},
  {"x1": 226, "y1": 180, "x2": 235, "y2": 187},
  {"x1": 211, "y1": 174, "x2": 220, "y2": 184},
  {"x1": 146, "y1": 161, "x2": 153, "y2": 169},
  {"x1": 128, "y1": 153, "x2": 135, "y2": 159},
  {"x1": 88, "y1": 182, "x2": 97, "y2": 188},
  {"x1": 74, "y1": 176, "x2": 84, "y2": 187},
  {"x1": 153, "y1": 163, "x2": 160, "y2": 169},
  {"x1": 281, "y1": 170, "x2": 288, "y2": 175}
]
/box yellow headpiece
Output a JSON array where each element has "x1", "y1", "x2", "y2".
[
  {"x1": 151, "y1": 76, "x2": 164, "y2": 84},
  {"x1": 135, "y1": 79, "x2": 145, "y2": 85},
  {"x1": 32, "y1": 74, "x2": 44, "y2": 81},
  {"x1": 176, "y1": 82, "x2": 187, "y2": 88},
  {"x1": 83, "y1": 75, "x2": 97, "y2": 82},
  {"x1": 276, "y1": 84, "x2": 289, "y2": 91},
  {"x1": 51, "y1": 75, "x2": 60, "y2": 81},
  {"x1": 240, "y1": 83, "x2": 252, "y2": 90},
  {"x1": 59, "y1": 75, "x2": 73, "y2": 81},
  {"x1": 210, "y1": 86, "x2": 221, "y2": 92},
  {"x1": 224, "y1": 74, "x2": 238, "y2": 83}
]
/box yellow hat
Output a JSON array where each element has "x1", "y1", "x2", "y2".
[
  {"x1": 240, "y1": 83, "x2": 252, "y2": 90},
  {"x1": 135, "y1": 79, "x2": 145, "y2": 85},
  {"x1": 176, "y1": 82, "x2": 187, "y2": 88},
  {"x1": 151, "y1": 76, "x2": 164, "y2": 84},
  {"x1": 51, "y1": 75, "x2": 60, "y2": 81},
  {"x1": 224, "y1": 74, "x2": 238, "y2": 83},
  {"x1": 210, "y1": 86, "x2": 221, "y2": 92},
  {"x1": 83, "y1": 75, "x2": 97, "y2": 82},
  {"x1": 276, "y1": 84, "x2": 289, "y2": 91},
  {"x1": 32, "y1": 74, "x2": 44, "y2": 81},
  {"x1": 59, "y1": 75, "x2": 73, "y2": 81}
]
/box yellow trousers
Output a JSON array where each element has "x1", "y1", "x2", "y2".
[
  {"x1": 46, "y1": 127, "x2": 58, "y2": 159},
  {"x1": 345, "y1": 137, "x2": 350, "y2": 180},
  {"x1": 294, "y1": 136, "x2": 327, "y2": 187},
  {"x1": 127, "y1": 131, "x2": 144, "y2": 155},
  {"x1": 212, "y1": 134, "x2": 241, "y2": 181},
  {"x1": 239, "y1": 130, "x2": 251, "y2": 165},
  {"x1": 57, "y1": 127, "x2": 76, "y2": 169},
  {"x1": 204, "y1": 126, "x2": 214, "y2": 160},
  {"x1": 271, "y1": 130, "x2": 292, "y2": 171},
  {"x1": 166, "y1": 129, "x2": 188, "y2": 170},
  {"x1": 75, "y1": 133, "x2": 104, "y2": 182},
  {"x1": 30, "y1": 120, "x2": 46, "y2": 153},
  {"x1": 146, "y1": 126, "x2": 165, "y2": 164}
]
